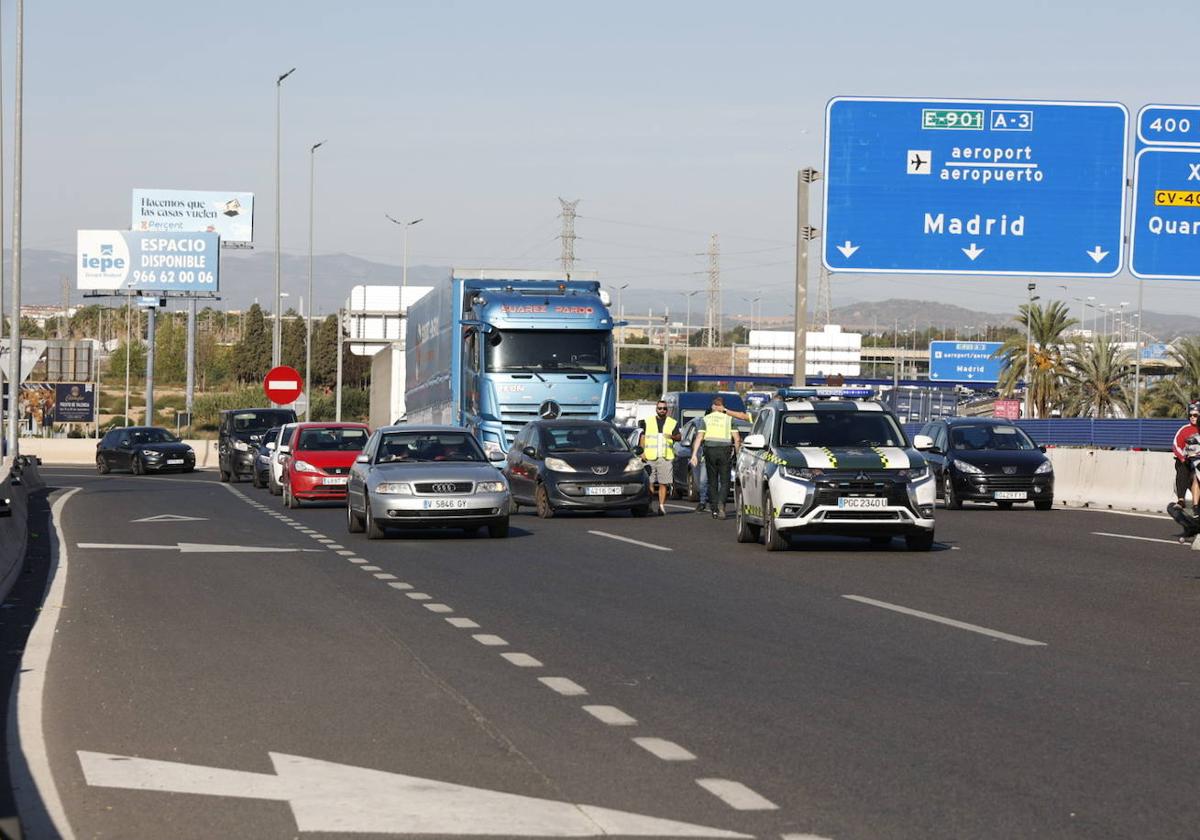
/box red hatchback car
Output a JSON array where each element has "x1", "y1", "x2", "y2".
[{"x1": 282, "y1": 422, "x2": 371, "y2": 508}]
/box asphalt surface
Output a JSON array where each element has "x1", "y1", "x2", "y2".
[{"x1": 12, "y1": 465, "x2": 1200, "y2": 839}]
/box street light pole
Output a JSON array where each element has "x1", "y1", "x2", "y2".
[
  {"x1": 385, "y1": 214, "x2": 424, "y2": 296},
  {"x1": 6, "y1": 0, "x2": 23, "y2": 459},
  {"x1": 683, "y1": 290, "x2": 700, "y2": 390},
  {"x1": 614, "y1": 283, "x2": 628, "y2": 401},
  {"x1": 273, "y1": 67, "x2": 296, "y2": 370},
  {"x1": 1025, "y1": 283, "x2": 1038, "y2": 420},
  {"x1": 306, "y1": 141, "x2": 324, "y2": 422}
]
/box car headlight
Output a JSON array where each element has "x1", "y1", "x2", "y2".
[
  {"x1": 375, "y1": 482, "x2": 413, "y2": 495},
  {"x1": 898, "y1": 465, "x2": 930, "y2": 481},
  {"x1": 292, "y1": 460, "x2": 319, "y2": 474},
  {"x1": 623, "y1": 457, "x2": 644, "y2": 473},
  {"x1": 233, "y1": 440, "x2": 251, "y2": 452},
  {"x1": 142, "y1": 449, "x2": 160, "y2": 457},
  {"x1": 953, "y1": 460, "x2": 983, "y2": 475},
  {"x1": 1035, "y1": 460, "x2": 1053, "y2": 474},
  {"x1": 482, "y1": 439, "x2": 504, "y2": 460},
  {"x1": 544, "y1": 457, "x2": 576, "y2": 472},
  {"x1": 783, "y1": 466, "x2": 819, "y2": 480},
  {"x1": 475, "y1": 480, "x2": 507, "y2": 494}
]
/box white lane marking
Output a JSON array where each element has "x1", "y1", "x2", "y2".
[
  {"x1": 326, "y1": 544, "x2": 345, "y2": 550},
  {"x1": 583, "y1": 705, "x2": 637, "y2": 726},
  {"x1": 11, "y1": 488, "x2": 81, "y2": 840},
  {"x1": 500, "y1": 653, "x2": 543, "y2": 668},
  {"x1": 844, "y1": 595, "x2": 1047, "y2": 647},
  {"x1": 388, "y1": 582, "x2": 414, "y2": 591},
  {"x1": 349, "y1": 559, "x2": 368, "y2": 565},
  {"x1": 664, "y1": 503, "x2": 695, "y2": 512},
  {"x1": 696, "y1": 779, "x2": 778, "y2": 811},
  {"x1": 1092, "y1": 531, "x2": 1180, "y2": 546},
  {"x1": 472, "y1": 634, "x2": 508, "y2": 646},
  {"x1": 361, "y1": 565, "x2": 382, "y2": 571},
  {"x1": 587, "y1": 530, "x2": 673, "y2": 552},
  {"x1": 781, "y1": 834, "x2": 836, "y2": 840},
  {"x1": 336, "y1": 550, "x2": 356, "y2": 556},
  {"x1": 1069, "y1": 507, "x2": 1170, "y2": 521},
  {"x1": 539, "y1": 677, "x2": 588, "y2": 696},
  {"x1": 447, "y1": 617, "x2": 480, "y2": 628},
  {"x1": 76, "y1": 542, "x2": 321, "y2": 554},
  {"x1": 374, "y1": 573, "x2": 398, "y2": 580},
  {"x1": 424, "y1": 604, "x2": 453, "y2": 613},
  {"x1": 317, "y1": 539, "x2": 336, "y2": 544},
  {"x1": 632, "y1": 738, "x2": 696, "y2": 761},
  {"x1": 406, "y1": 592, "x2": 432, "y2": 601}
]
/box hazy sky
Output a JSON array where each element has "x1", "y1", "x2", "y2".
[{"x1": 11, "y1": 0, "x2": 1200, "y2": 320}]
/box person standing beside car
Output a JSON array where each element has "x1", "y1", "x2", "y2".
[
  {"x1": 689, "y1": 395, "x2": 741, "y2": 519},
  {"x1": 639, "y1": 401, "x2": 680, "y2": 516},
  {"x1": 1172, "y1": 402, "x2": 1200, "y2": 507}
]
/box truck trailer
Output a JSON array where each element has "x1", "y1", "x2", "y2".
[{"x1": 404, "y1": 270, "x2": 617, "y2": 457}]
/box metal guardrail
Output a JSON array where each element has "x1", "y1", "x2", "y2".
[{"x1": 902, "y1": 419, "x2": 1184, "y2": 451}]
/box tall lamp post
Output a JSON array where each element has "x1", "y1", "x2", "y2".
[
  {"x1": 385, "y1": 215, "x2": 423, "y2": 295},
  {"x1": 613, "y1": 283, "x2": 629, "y2": 401},
  {"x1": 683, "y1": 290, "x2": 701, "y2": 390},
  {"x1": 1024, "y1": 283, "x2": 1039, "y2": 420},
  {"x1": 273, "y1": 67, "x2": 296, "y2": 369},
  {"x1": 6, "y1": 0, "x2": 22, "y2": 460},
  {"x1": 306, "y1": 140, "x2": 324, "y2": 421}
]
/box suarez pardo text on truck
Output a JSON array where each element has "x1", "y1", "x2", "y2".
[{"x1": 403, "y1": 270, "x2": 618, "y2": 458}]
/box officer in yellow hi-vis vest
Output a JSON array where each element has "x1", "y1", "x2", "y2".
[
  {"x1": 639, "y1": 400, "x2": 680, "y2": 516},
  {"x1": 689, "y1": 395, "x2": 741, "y2": 519}
]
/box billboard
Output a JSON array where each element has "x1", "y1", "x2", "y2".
[
  {"x1": 994, "y1": 399, "x2": 1022, "y2": 420},
  {"x1": 928, "y1": 341, "x2": 1005, "y2": 382},
  {"x1": 77, "y1": 231, "x2": 220, "y2": 293},
  {"x1": 132, "y1": 189, "x2": 254, "y2": 244},
  {"x1": 54, "y1": 383, "x2": 96, "y2": 422}
]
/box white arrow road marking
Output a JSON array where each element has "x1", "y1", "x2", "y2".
[
  {"x1": 836, "y1": 240, "x2": 859, "y2": 258},
  {"x1": 131, "y1": 514, "x2": 208, "y2": 523},
  {"x1": 844, "y1": 595, "x2": 1047, "y2": 646},
  {"x1": 76, "y1": 543, "x2": 324, "y2": 554},
  {"x1": 962, "y1": 243, "x2": 985, "y2": 261},
  {"x1": 77, "y1": 751, "x2": 750, "y2": 837},
  {"x1": 1087, "y1": 245, "x2": 1110, "y2": 263}
]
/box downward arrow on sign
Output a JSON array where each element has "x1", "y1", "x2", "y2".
[
  {"x1": 1087, "y1": 245, "x2": 1109, "y2": 263},
  {"x1": 836, "y1": 240, "x2": 859, "y2": 258},
  {"x1": 962, "y1": 243, "x2": 985, "y2": 261},
  {"x1": 78, "y1": 751, "x2": 750, "y2": 837}
]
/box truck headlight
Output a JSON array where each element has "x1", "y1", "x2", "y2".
[
  {"x1": 544, "y1": 457, "x2": 576, "y2": 472},
  {"x1": 1035, "y1": 460, "x2": 1053, "y2": 474},
  {"x1": 233, "y1": 440, "x2": 251, "y2": 452},
  {"x1": 475, "y1": 481, "x2": 507, "y2": 494},
  {"x1": 375, "y1": 482, "x2": 413, "y2": 495},
  {"x1": 482, "y1": 439, "x2": 504, "y2": 460}
]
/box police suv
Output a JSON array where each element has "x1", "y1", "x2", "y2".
[{"x1": 734, "y1": 388, "x2": 937, "y2": 551}]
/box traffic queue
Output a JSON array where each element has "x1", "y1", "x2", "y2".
[{"x1": 90, "y1": 387, "x2": 1060, "y2": 551}]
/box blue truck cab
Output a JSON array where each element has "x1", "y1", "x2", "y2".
[{"x1": 405, "y1": 270, "x2": 617, "y2": 457}]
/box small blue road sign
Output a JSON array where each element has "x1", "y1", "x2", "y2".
[
  {"x1": 823, "y1": 97, "x2": 1128, "y2": 277},
  {"x1": 1137, "y1": 104, "x2": 1200, "y2": 150},
  {"x1": 1130, "y1": 147, "x2": 1200, "y2": 280},
  {"x1": 928, "y1": 341, "x2": 1005, "y2": 383}
]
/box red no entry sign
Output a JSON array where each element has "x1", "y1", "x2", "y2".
[{"x1": 263, "y1": 365, "x2": 303, "y2": 405}]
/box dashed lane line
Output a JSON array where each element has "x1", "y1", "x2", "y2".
[
  {"x1": 446, "y1": 617, "x2": 480, "y2": 628},
  {"x1": 361, "y1": 565, "x2": 382, "y2": 572},
  {"x1": 539, "y1": 677, "x2": 588, "y2": 696},
  {"x1": 587, "y1": 530, "x2": 673, "y2": 552},
  {"x1": 844, "y1": 595, "x2": 1047, "y2": 647},
  {"x1": 583, "y1": 705, "x2": 637, "y2": 726},
  {"x1": 406, "y1": 592, "x2": 432, "y2": 601},
  {"x1": 1092, "y1": 531, "x2": 1180, "y2": 546},
  {"x1": 500, "y1": 653, "x2": 543, "y2": 668},
  {"x1": 696, "y1": 779, "x2": 778, "y2": 811},
  {"x1": 337, "y1": 550, "x2": 356, "y2": 556},
  {"x1": 374, "y1": 573, "x2": 398, "y2": 580},
  {"x1": 388, "y1": 582, "x2": 414, "y2": 591},
  {"x1": 424, "y1": 604, "x2": 453, "y2": 613},
  {"x1": 472, "y1": 634, "x2": 509, "y2": 646},
  {"x1": 633, "y1": 738, "x2": 696, "y2": 761}
]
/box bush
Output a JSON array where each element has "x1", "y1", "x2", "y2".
[{"x1": 310, "y1": 388, "x2": 369, "y2": 423}]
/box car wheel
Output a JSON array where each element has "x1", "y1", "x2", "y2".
[
  {"x1": 535, "y1": 483, "x2": 555, "y2": 519},
  {"x1": 942, "y1": 474, "x2": 962, "y2": 510},
  {"x1": 252, "y1": 470, "x2": 265, "y2": 489},
  {"x1": 219, "y1": 466, "x2": 230, "y2": 482},
  {"x1": 488, "y1": 517, "x2": 510, "y2": 538},
  {"x1": 687, "y1": 472, "x2": 698, "y2": 502},
  {"x1": 869, "y1": 535, "x2": 892, "y2": 548},
  {"x1": 735, "y1": 488, "x2": 761, "y2": 543},
  {"x1": 285, "y1": 484, "x2": 301, "y2": 509},
  {"x1": 1034, "y1": 499, "x2": 1053, "y2": 511},
  {"x1": 509, "y1": 497, "x2": 521, "y2": 515},
  {"x1": 96, "y1": 455, "x2": 109, "y2": 475},
  {"x1": 365, "y1": 495, "x2": 386, "y2": 540},
  {"x1": 131, "y1": 456, "x2": 144, "y2": 476},
  {"x1": 183, "y1": 467, "x2": 195, "y2": 473},
  {"x1": 762, "y1": 490, "x2": 788, "y2": 552},
  {"x1": 996, "y1": 501, "x2": 1014, "y2": 510},
  {"x1": 270, "y1": 474, "x2": 282, "y2": 496},
  {"x1": 906, "y1": 530, "x2": 935, "y2": 551},
  {"x1": 630, "y1": 505, "x2": 650, "y2": 517},
  {"x1": 346, "y1": 498, "x2": 365, "y2": 533}
]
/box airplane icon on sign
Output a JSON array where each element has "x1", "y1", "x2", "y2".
[
  {"x1": 907, "y1": 149, "x2": 932, "y2": 175},
  {"x1": 911, "y1": 153, "x2": 926, "y2": 170}
]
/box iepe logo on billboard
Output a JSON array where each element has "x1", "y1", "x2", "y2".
[{"x1": 77, "y1": 231, "x2": 132, "y2": 289}]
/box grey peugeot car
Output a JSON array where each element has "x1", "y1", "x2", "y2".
[{"x1": 345, "y1": 425, "x2": 512, "y2": 539}]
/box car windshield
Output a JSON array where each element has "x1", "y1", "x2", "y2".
[
  {"x1": 778, "y1": 410, "x2": 905, "y2": 448},
  {"x1": 375, "y1": 432, "x2": 486, "y2": 463},
  {"x1": 950, "y1": 424, "x2": 1037, "y2": 451},
  {"x1": 485, "y1": 329, "x2": 610, "y2": 373},
  {"x1": 128, "y1": 428, "x2": 176, "y2": 445},
  {"x1": 232, "y1": 410, "x2": 295, "y2": 433},
  {"x1": 297, "y1": 427, "x2": 369, "y2": 452},
  {"x1": 542, "y1": 424, "x2": 629, "y2": 453}
]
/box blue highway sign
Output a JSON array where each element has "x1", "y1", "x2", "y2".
[
  {"x1": 1130, "y1": 147, "x2": 1200, "y2": 280},
  {"x1": 823, "y1": 97, "x2": 1128, "y2": 277},
  {"x1": 928, "y1": 341, "x2": 1004, "y2": 383},
  {"x1": 1137, "y1": 104, "x2": 1200, "y2": 150}
]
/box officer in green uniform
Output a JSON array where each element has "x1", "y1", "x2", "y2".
[{"x1": 689, "y1": 395, "x2": 741, "y2": 519}]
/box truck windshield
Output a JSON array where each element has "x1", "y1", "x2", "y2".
[
  {"x1": 778, "y1": 411, "x2": 906, "y2": 448},
  {"x1": 485, "y1": 329, "x2": 610, "y2": 373}
]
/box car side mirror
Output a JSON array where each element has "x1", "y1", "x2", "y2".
[
  {"x1": 356, "y1": 454, "x2": 370, "y2": 463},
  {"x1": 488, "y1": 450, "x2": 506, "y2": 462},
  {"x1": 633, "y1": 445, "x2": 644, "y2": 456},
  {"x1": 742, "y1": 434, "x2": 766, "y2": 450},
  {"x1": 265, "y1": 441, "x2": 276, "y2": 450},
  {"x1": 912, "y1": 434, "x2": 935, "y2": 451},
  {"x1": 1038, "y1": 445, "x2": 1047, "y2": 453},
  {"x1": 279, "y1": 445, "x2": 291, "y2": 453},
  {"x1": 522, "y1": 446, "x2": 537, "y2": 458}
]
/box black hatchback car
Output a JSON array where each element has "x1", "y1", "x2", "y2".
[
  {"x1": 218, "y1": 408, "x2": 298, "y2": 483},
  {"x1": 504, "y1": 419, "x2": 651, "y2": 517},
  {"x1": 917, "y1": 417, "x2": 1053, "y2": 510},
  {"x1": 96, "y1": 426, "x2": 195, "y2": 475}
]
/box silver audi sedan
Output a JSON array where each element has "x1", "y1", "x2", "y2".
[{"x1": 345, "y1": 425, "x2": 512, "y2": 539}]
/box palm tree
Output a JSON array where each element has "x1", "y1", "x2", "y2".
[
  {"x1": 1144, "y1": 336, "x2": 1200, "y2": 418},
  {"x1": 996, "y1": 300, "x2": 1077, "y2": 418},
  {"x1": 1059, "y1": 335, "x2": 1133, "y2": 418}
]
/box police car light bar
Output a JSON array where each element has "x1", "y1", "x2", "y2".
[{"x1": 776, "y1": 386, "x2": 876, "y2": 401}]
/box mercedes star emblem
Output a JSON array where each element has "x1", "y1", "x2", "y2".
[{"x1": 539, "y1": 400, "x2": 562, "y2": 420}]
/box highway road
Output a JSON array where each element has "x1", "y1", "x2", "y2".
[{"x1": 11, "y1": 465, "x2": 1200, "y2": 839}]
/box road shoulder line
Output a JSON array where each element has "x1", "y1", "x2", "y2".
[{"x1": 844, "y1": 594, "x2": 1047, "y2": 647}]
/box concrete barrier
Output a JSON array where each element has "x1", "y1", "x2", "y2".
[
  {"x1": 18, "y1": 438, "x2": 217, "y2": 468},
  {"x1": 1048, "y1": 447, "x2": 1176, "y2": 514},
  {"x1": 0, "y1": 462, "x2": 46, "y2": 604}
]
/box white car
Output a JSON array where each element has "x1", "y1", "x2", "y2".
[
  {"x1": 268, "y1": 423, "x2": 299, "y2": 496},
  {"x1": 734, "y1": 387, "x2": 936, "y2": 551}
]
